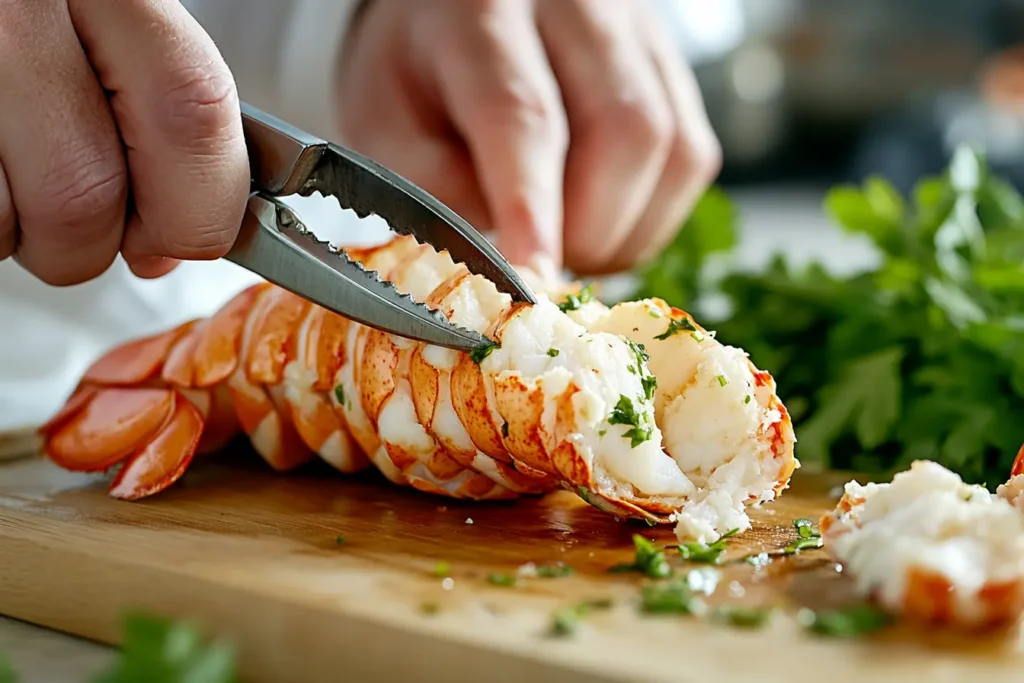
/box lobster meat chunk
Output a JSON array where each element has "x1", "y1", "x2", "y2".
[
  {"x1": 820, "y1": 460, "x2": 1024, "y2": 629},
  {"x1": 38, "y1": 236, "x2": 797, "y2": 543}
]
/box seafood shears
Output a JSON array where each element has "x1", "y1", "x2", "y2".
[{"x1": 225, "y1": 103, "x2": 536, "y2": 352}]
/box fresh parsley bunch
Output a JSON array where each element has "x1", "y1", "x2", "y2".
[{"x1": 632, "y1": 146, "x2": 1024, "y2": 486}]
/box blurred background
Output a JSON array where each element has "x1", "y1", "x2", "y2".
[{"x1": 664, "y1": 0, "x2": 1024, "y2": 273}]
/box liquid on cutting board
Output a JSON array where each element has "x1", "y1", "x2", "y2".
[{"x1": 0, "y1": 452, "x2": 1022, "y2": 683}]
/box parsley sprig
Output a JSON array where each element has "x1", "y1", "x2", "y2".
[{"x1": 633, "y1": 146, "x2": 1024, "y2": 487}]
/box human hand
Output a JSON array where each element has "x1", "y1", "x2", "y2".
[
  {"x1": 336, "y1": 0, "x2": 721, "y2": 276},
  {"x1": 0, "y1": 0, "x2": 250, "y2": 285}
]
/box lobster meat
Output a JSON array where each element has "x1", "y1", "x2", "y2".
[
  {"x1": 820, "y1": 458, "x2": 1024, "y2": 629},
  {"x1": 38, "y1": 235, "x2": 797, "y2": 542}
]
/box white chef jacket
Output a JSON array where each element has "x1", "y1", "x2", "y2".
[{"x1": 0, "y1": 0, "x2": 739, "y2": 432}]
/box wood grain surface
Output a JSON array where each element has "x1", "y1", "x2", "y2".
[{"x1": 0, "y1": 447, "x2": 1022, "y2": 683}]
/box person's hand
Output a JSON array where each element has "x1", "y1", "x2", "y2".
[
  {"x1": 336, "y1": 0, "x2": 721, "y2": 276},
  {"x1": 0, "y1": 0, "x2": 250, "y2": 285}
]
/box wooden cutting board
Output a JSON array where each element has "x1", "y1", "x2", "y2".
[{"x1": 0, "y1": 448, "x2": 1021, "y2": 683}]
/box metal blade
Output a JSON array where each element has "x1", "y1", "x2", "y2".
[
  {"x1": 224, "y1": 194, "x2": 493, "y2": 352},
  {"x1": 296, "y1": 143, "x2": 537, "y2": 306}
]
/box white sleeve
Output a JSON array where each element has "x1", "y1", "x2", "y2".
[{"x1": 179, "y1": 0, "x2": 365, "y2": 141}]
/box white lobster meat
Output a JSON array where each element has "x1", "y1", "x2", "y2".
[{"x1": 820, "y1": 460, "x2": 1024, "y2": 628}]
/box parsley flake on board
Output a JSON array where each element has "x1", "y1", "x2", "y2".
[
  {"x1": 676, "y1": 528, "x2": 739, "y2": 564},
  {"x1": 630, "y1": 147, "x2": 1024, "y2": 488},
  {"x1": 549, "y1": 598, "x2": 614, "y2": 636},
  {"x1": 487, "y1": 572, "x2": 518, "y2": 587},
  {"x1": 535, "y1": 564, "x2": 574, "y2": 578},
  {"x1": 610, "y1": 535, "x2": 672, "y2": 578},
  {"x1": 798, "y1": 605, "x2": 893, "y2": 637},
  {"x1": 712, "y1": 605, "x2": 773, "y2": 629}
]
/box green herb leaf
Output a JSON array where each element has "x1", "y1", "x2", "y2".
[
  {"x1": 546, "y1": 348, "x2": 560, "y2": 357},
  {"x1": 89, "y1": 613, "x2": 237, "y2": 683},
  {"x1": 798, "y1": 605, "x2": 893, "y2": 637},
  {"x1": 640, "y1": 578, "x2": 705, "y2": 615},
  {"x1": 536, "y1": 564, "x2": 574, "y2": 578},
  {"x1": 335, "y1": 535, "x2": 346, "y2": 545},
  {"x1": 712, "y1": 605, "x2": 773, "y2": 629},
  {"x1": 0, "y1": 657, "x2": 17, "y2": 683},
  {"x1": 676, "y1": 528, "x2": 739, "y2": 564},
  {"x1": 607, "y1": 395, "x2": 654, "y2": 448},
  {"x1": 557, "y1": 285, "x2": 595, "y2": 313},
  {"x1": 333, "y1": 385, "x2": 345, "y2": 406},
  {"x1": 610, "y1": 535, "x2": 672, "y2": 578},
  {"x1": 654, "y1": 317, "x2": 697, "y2": 341},
  {"x1": 549, "y1": 598, "x2": 613, "y2": 636},
  {"x1": 487, "y1": 572, "x2": 517, "y2": 587},
  {"x1": 469, "y1": 342, "x2": 499, "y2": 364}
]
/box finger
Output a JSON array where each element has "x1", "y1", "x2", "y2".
[
  {"x1": 67, "y1": 0, "x2": 250, "y2": 277},
  {"x1": 537, "y1": 0, "x2": 673, "y2": 275},
  {"x1": 417, "y1": 2, "x2": 569, "y2": 268},
  {"x1": 0, "y1": 160, "x2": 16, "y2": 262},
  {"x1": 0, "y1": 0, "x2": 127, "y2": 286},
  {"x1": 605, "y1": 6, "x2": 722, "y2": 272},
  {"x1": 336, "y1": 39, "x2": 493, "y2": 238}
]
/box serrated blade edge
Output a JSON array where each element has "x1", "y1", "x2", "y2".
[{"x1": 225, "y1": 194, "x2": 493, "y2": 352}]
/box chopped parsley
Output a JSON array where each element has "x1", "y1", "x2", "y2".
[
  {"x1": 783, "y1": 519, "x2": 823, "y2": 554},
  {"x1": 610, "y1": 535, "x2": 672, "y2": 579},
  {"x1": 487, "y1": 572, "x2": 517, "y2": 587},
  {"x1": 608, "y1": 395, "x2": 654, "y2": 448},
  {"x1": 433, "y1": 561, "x2": 451, "y2": 578},
  {"x1": 784, "y1": 537, "x2": 823, "y2": 553},
  {"x1": 640, "y1": 577, "x2": 705, "y2": 615},
  {"x1": 546, "y1": 348, "x2": 560, "y2": 357},
  {"x1": 469, "y1": 341, "x2": 499, "y2": 364},
  {"x1": 549, "y1": 598, "x2": 613, "y2": 636},
  {"x1": 712, "y1": 605, "x2": 773, "y2": 629},
  {"x1": 744, "y1": 395, "x2": 752, "y2": 404},
  {"x1": 797, "y1": 605, "x2": 893, "y2": 637},
  {"x1": 333, "y1": 385, "x2": 345, "y2": 405},
  {"x1": 793, "y1": 518, "x2": 817, "y2": 538},
  {"x1": 598, "y1": 429, "x2": 607, "y2": 437},
  {"x1": 621, "y1": 338, "x2": 658, "y2": 402},
  {"x1": 335, "y1": 535, "x2": 346, "y2": 545},
  {"x1": 556, "y1": 285, "x2": 594, "y2": 313},
  {"x1": 676, "y1": 528, "x2": 739, "y2": 564},
  {"x1": 654, "y1": 316, "x2": 697, "y2": 340},
  {"x1": 715, "y1": 374, "x2": 728, "y2": 387},
  {"x1": 536, "y1": 564, "x2": 574, "y2": 578}
]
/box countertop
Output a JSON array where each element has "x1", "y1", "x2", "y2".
[{"x1": 0, "y1": 186, "x2": 867, "y2": 682}]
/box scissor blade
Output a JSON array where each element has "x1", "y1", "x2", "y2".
[
  {"x1": 224, "y1": 194, "x2": 493, "y2": 352},
  {"x1": 297, "y1": 143, "x2": 537, "y2": 306}
]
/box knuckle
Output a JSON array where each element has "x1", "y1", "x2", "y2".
[
  {"x1": 158, "y1": 59, "x2": 240, "y2": 149},
  {"x1": 161, "y1": 221, "x2": 236, "y2": 260},
  {"x1": 475, "y1": 80, "x2": 568, "y2": 146},
  {"x1": 666, "y1": 133, "x2": 723, "y2": 188},
  {"x1": 598, "y1": 97, "x2": 673, "y2": 154},
  {"x1": 37, "y1": 148, "x2": 127, "y2": 232}
]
